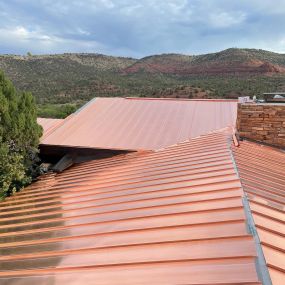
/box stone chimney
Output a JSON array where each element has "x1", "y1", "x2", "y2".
[{"x1": 236, "y1": 103, "x2": 285, "y2": 148}]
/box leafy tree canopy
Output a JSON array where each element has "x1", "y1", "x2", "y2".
[{"x1": 0, "y1": 71, "x2": 42, "y2": 199}]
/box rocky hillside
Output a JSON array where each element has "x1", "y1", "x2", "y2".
[
  {"x1": 0, "y1": 48, "x2": 285, "y2": 117},
  {"x1": 123, "y1": 48, "x2": 285, "y2": 75}
]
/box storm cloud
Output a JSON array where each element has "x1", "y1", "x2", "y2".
[{"x1": 0, "y1": 0, "x2": 284, "y2": 57}]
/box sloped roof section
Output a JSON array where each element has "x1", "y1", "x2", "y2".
[
  {"x1": 0, "y1": 130, "x2": 261, "y2": 285},
  {"x1": 233, "y1": 140, "x2": 285, "y2": 285},
  {"x1": 41, "y1": 97, "x2": 237, "y2": 150},
  {"x1": 37, "y1": 117, "x2": 64, "y2": 139}
]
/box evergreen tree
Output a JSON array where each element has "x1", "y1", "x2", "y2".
[{"x1": 0, "y1": 71, "x2": 42, "y2": 199}]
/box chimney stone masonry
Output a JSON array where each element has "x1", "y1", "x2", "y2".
[{"x1": 236, "y1": 103, "x2": 285, "y2": 148}]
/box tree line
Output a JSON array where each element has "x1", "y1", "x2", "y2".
[{"x1": 0, "y1": 71, "x2": 42, "y2": 199}]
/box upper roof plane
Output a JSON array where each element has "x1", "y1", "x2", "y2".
[{"x1": 40, "y1": 97, "x2": 237, "y2": 150}]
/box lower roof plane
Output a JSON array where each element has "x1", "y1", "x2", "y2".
[
  {"x1": 0, "y1": 129, "x2": 263, "y2": 285},
  {"x1": 233, "y1": 140, "x2": 285, "y2": 285}
]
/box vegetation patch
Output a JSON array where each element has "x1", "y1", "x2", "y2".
[
  {"x1": 1, "y1": 49, "x2": 285, "y2": 117},
  {"x1": 0, "y1": 71, "x2": 42, "y2": 199},
  {"x1": 38, "y1": 103, "x2": 78, "y2": 119}
]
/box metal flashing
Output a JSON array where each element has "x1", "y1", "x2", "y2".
[{"x1": 243, "y1": 196, "x2": 273, "y2": 285}]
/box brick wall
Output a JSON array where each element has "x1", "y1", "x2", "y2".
[{"x1": 236, "y1": 103, "x2": 285, "y2": 148}]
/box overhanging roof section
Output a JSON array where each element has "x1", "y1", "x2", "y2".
[
  {"x1": 0, "y1": 130, "x2": 261, "y2": 285},
  {"x1": 40, "y1": 97, "x2": 238, "y2": 151},
  {"x1": 233, "y1": 140, "x2": 285, "y2": 285}
]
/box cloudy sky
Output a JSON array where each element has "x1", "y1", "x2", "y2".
[{"x1": 0, "y1": 0, "x2": 285, "y2": 58}]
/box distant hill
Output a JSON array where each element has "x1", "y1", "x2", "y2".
[
  {"x1": 0, "y1": 48, "x2": 285, "y2": 117},
  {"x1": 123, "y1": 49, "x2": 285, "y2": 75},
  {"x1": 0, "y1": 53, "x2": 136, "y2": 104}
]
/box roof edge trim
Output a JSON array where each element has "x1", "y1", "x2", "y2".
[
  {"x1": 74, "y1": 97, "x2": 97, "y2": 115},
  {"x1": 228, "y1": 138, "x2": 272, "y2": 285},
  {"x1": 124, "y1": 97, "x2": 238, "y2": 102},
  {"x1": 39, "y1": 143, "x2": 141, "y2": 152}
]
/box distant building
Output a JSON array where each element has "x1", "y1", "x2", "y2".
[{"x1": 263, "y1": 92, "x2": 285, "y2": 102}]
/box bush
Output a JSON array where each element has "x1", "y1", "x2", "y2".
[
  {"x1": 38, "y1": 103, "x2": 77, "y2": 118},
  {"x1": 0, "y1": 71, "x2": 42, "y2": 199}
]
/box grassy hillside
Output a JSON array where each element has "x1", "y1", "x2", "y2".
[
  {"x1": 0, "y1": 48, "x2": 285, "y2": 118},
  {"x1": 0, "y1": 53, "x2": 135, "y2": 104}
]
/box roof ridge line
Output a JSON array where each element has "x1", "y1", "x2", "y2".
[
  {"x1": 124, "y1": 97, "x2": 238, "y2": 102},
  {"x1": 154, "y1": 127, "x2": 232, "y2": 153}
]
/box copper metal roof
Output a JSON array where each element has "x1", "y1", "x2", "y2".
[
  {"x1": 0, "y1": 130, "x2": 261, "y2": 285},
  {"x1": 40, "y1": 97, "x2": 237, "y2": 150},
  {"x1": 37, "y1": 118, "x2": 64, "y2": 140},
  {"x1": 233, "y1": 140, "x2": 285, "y2": 285}
]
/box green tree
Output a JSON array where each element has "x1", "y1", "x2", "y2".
[{"x1": 0, "y1": 71, "x2": 42, "y2": 199}]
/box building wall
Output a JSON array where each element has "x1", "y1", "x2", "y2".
[{"x1": 236, "y1": 103, "x2": 285, "y2": 148}]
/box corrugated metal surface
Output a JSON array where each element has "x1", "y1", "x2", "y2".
[
  {"x1": 37, "y1": 118, "x2": 64, "y2": 139},
  {"x1": 41, "y1": 97, "x2": 237, "y2": 150},
  {"x1": 0, "y1": 130, "x2": 260, "y2": 284},
  {"x1": 233, "y1": 140, "x2": 285, "y2": 285}
]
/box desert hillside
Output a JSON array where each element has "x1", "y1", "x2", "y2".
[
  {"x1": 123, "y1": 48, "x2": 285, "y2": 75},
  {"x1": 0, "y1": 48, "x2": 285, "y2": 117}
]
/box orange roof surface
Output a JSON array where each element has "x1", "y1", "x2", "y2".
[
  {"x1": 233, "y1": 140, "x2": 285, "y2": 285},
  {"x1": 40, "y1": 97, "x2": 237, "y2": 150},
  {"x1": 37, "y1": 118, "x2": 64, "y2": 139},
  {"x1": 0, "y1": 130, "x2": 262, "y2": 285}
]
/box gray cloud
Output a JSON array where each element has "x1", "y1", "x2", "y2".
[{"x1": 0, "y1": 0, "x2": 284, "y2": 57}]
